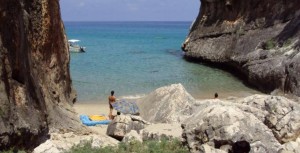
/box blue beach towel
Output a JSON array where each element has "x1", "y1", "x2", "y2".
[
  {"x1": 80, "y1": 115, "x2": 111, "y2": 126},
  {"x1": 111, "y1": 99, "x2": 139, "y2": 115}
]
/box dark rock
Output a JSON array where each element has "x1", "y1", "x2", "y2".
[
  {"x1": 0, "y1": 0, "x2": 86, "y2": 151},
  {"x1": 183, "y1": 0, "x2": 300, "y2": 96}
]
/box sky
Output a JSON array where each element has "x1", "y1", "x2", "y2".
[{"x1": 60, "y1": 0, "x2": 200, "y2": 21}]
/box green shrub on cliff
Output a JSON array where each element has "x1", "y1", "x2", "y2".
[
  {"x1": 283, "y1": 38, "x2": 292, "y2": 47},
  {"x1": 67, "y1": 138, "x2": 189, "y2": 153},
  {"x1": 265, "y1": 39, "x2": 276, "y2": 50}
]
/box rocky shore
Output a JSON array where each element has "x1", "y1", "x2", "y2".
[
  {"x1": 182, "y1": 0, "x2": 300, "y2": 96},
  {"x1": 34, "y1": 84, "x2": 300, "y2": 153}
]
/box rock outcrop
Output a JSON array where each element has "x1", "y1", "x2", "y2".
[
  {"x1": 0, "y1": 0, "x2": 85, "y2": 150},
  {"x1": 106, "y1": 115, "x2": 149, "y2": 141},
  {"x1": 33, "y1": 132, "x2": 118, "y2": 153},
  {"x1": 182, "y1": 0, "x2": 300, "y2": 96},
  {"x1": 281, "y1": 137, "x2": 300, "y2": 153},
  {"x1": 122, "y1": 130, "x2": 143, "y2": 143},
  {"x1": 182, "y1": 105, "x2": 282, "y2": 152},
  {"x1": 104, "y1": 84, "x2": 300, "y2": 152},
  {"x1": 183, "y1": 94, "x2": 300, "y2": 152},
  {"x1": 137, "y1": 84, "x2": 195, "y2": 123}
]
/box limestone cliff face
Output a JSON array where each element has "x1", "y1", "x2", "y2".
[
  {"x1": 0, "y1": 0, "x2": 85, "y2": 150},
  {"x1": 183, "y1": 0, "x2": 300, "y2": 96}
]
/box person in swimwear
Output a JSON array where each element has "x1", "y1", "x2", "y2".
[{"x1": 108, "y1": 90, "x2": 120, "y2": 119}]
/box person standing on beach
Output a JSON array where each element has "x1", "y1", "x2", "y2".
[
  {"x1": 214, "y1": 92, "x2": 218, "y2": 99},
  {"x1": 108, "y1": 90, "x2": 116, "y2": 120}
]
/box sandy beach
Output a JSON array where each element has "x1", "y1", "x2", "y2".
[
  {"x1": 72, "y1": 89, "x2": 261, "y2": 135},
  {"x1": 73, "y1": 102, "x2": 117, "y2": 135},
  {"x1": 74, "y1": 103, "x2": 111, "y2": 115}
]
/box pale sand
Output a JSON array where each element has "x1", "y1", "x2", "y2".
[
  {"x1": 73, "y1": 102, "x2": 118, "y2": 135},
  {"x1": 74, "y1": 103, "x2": 111, "y2": 116},
  {"x1": 72, "y1": 90, "x2": 260, "y2": 135}
]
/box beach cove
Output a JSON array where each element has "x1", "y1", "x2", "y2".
[
  {"x1": 66, "y1": 21, "x2": 260, "y2": 103},
  {"x1": 1, "y1": 0, "x2": 300, "y2": 152}
]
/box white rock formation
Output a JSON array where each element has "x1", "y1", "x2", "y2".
[
  {"x1": 35, "y1": 84, "x2": 300, "y2": 153},
  {"x1": 33, "y1": 132, "x2": 118, "y2": 153},
  {"x1": 122, "y1": 130, "x2": 143, "y2": 143},
  {"x1": 182, "y1": 94, "x2": 300, "y2": 153},
  {"x1": 182, "y1": 105, "x2": 282, "y2": 153},
  {"x1": 106, "y1": 115, "x2": 147, "y2": 140},
  {"x1": 281, "y1": 137, "x2": 300, "y2": 153},
  {"x1": 137, "y1": 83, "x2": 195, "y2": 123}
]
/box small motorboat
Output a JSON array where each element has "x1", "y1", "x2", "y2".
[{"x1": 68, "y1": 39, "x2": 86, "y2": 53}]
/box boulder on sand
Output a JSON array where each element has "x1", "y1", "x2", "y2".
[
  {"x1": 122, "y1": 130, "x2": 143, "y2": 143},
  {"x1": 137, "y1": 84, "x2": 195, "y2": 123},
  {"x1": 106, "y1": 115, "x2": 148, "y2": 140}
]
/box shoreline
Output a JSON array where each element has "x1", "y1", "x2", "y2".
[
  {"x1": 73, "y1": 89, "x2": 263, "y2": 119},
  {"x1": 75, "y1": 89, "x2": 262, "y2": 105}
]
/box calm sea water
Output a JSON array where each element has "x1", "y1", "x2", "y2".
[{"x1": 65, "y1": 21, "x2": 258, "y2": 103}]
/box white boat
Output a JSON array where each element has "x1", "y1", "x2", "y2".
[{"x1": 68, "y1": 39, "x2": 86, "y2": 53}]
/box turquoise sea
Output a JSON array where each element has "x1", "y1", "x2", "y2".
[{"x1": 65, "y1": 21, "x2": 258, "y2": 103}]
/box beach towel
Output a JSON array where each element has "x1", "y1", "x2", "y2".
[
  {"x1": 89, "y1": 115, "x2": 107, "y2": 121},
  {"x1": 111, "y1": 99, "x2": 139, "y2": 115},
  {"x1": 80, "y1": 115, "x2": 111, "y2": 126}
]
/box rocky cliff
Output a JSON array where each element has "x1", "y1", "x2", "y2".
[
  {"x1": 182, "y1": 0, "x2": 300, "y2": 96},
  {"x1": 0, "y1": 0, "x2": 85, "y2": 150}
]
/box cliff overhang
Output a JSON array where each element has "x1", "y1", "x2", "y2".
[{"x1": 183, "y1": 0, "x2": 300, "y2": 96}]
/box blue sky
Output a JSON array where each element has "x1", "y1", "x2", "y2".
[{"x1": 60, "y1": 0, "x2": 200, "y2": 21}]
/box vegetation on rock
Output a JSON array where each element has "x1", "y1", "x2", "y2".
[
  {"x1": 265, "y1": 39, "x2": 276, "y2": 50},
  {"x1": 67, "y1": 139, "x2": 189, "y2": 153}
]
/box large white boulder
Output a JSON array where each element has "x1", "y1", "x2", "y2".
[
  {"x1": 106, "y1": 115, "x2": 147, "y2": 140},
  {"x1": 195, "y1": 95, "x2": 300, "y2": 144},
  {"x1": 33, "y1": 132, "x2": 118, "y2": 153},
  {"x1": 236, "y1": 95, "x2": 300, "y2": 143},
  {"x1": 281, "y1": 137, "x2": 300, "y2": 153},
  {"x1": 122, "y1": 130, "x2": 143, "y2": 143},
  {"x1": 137, "y1": 84, "x2": 195, "y2": 123},
  {"x1": 182, "y1": 105, "x2": 282, "y2": 153}
]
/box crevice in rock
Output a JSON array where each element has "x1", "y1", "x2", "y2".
[
  {"x1": 214, "y1": 139, "x2": 233, "y2": 149},
  {"x1": 231, "y1": 140, "x2": 251, "y2": 153},
  {"x1": 190, "y1": 32, "x2": 233, "y2": 42},
  {"x1": 263, "y1": 107, "x2": 294, "y2": 144}
]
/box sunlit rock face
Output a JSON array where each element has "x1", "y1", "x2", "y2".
[
  {"x1": 0, "y1": 0, "x2": 84, "y2": 150},
  {"x1": 183, "y1": 0, "x2": 300, "y2": 96},
  {"x1": 137, "y1": 84, "x2": 196, "y2": 123}
]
